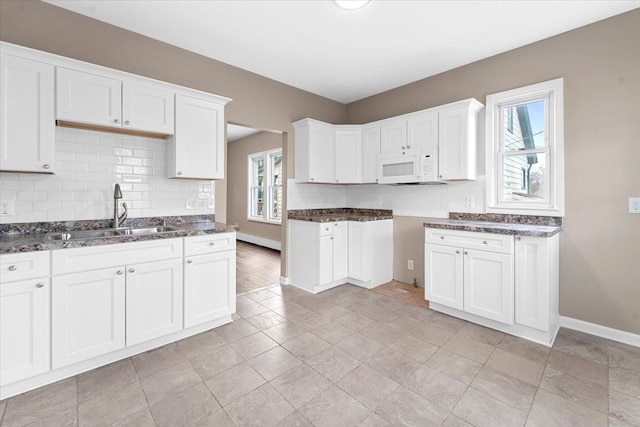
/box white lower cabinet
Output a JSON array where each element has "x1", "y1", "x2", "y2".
[
  {"x1": 289, "y1": 219, "x2": 392, "y2": 293},
  {"x1": 126, "y1": 259, "x2": 183, "y2": 346},
  {"x1": 52, "y1": 267, "x2": 126, "y2": 369},
  {"x1": 425, "y1": 227, "x2": 560, "y2": 345},
  {"x1": 0, "y1": 278, "x2": 50, "y2": 386},
  {"x1": 184, "y1": 234, "x2": 236, "y2": 328}
]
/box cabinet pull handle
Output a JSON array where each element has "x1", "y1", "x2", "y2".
[
  {"x1": 187, "y1": 259, "x2": 193, "y2": 264},
  {"x1": 129, "y1": 268, "x2": 135, "y2": 273},
  {"x1": 209, "y1": 242, "x2": 216, "y2": 246},
  {"x1": 43, "y1": 164, "x2": 51, "y2": 169},
  {"x1": 124, "y1": 120, "x2": 130, "y2": 125},
  {"x1": 483, "y1": 240, "x2": 488, "y2": 245},
  {"x1": 114, "y1": 118, "x2": 120, "y2": 124},
  {"x1": 516, "y1": 236, "x2": 522, "y2": 241},
  {"x1": 36, "y1": 282, "x2": 45, "y2": 288},
  {"x1": 117, "y1": 270, "x2": 123, "y2": 275},
  {"x1": 8, "y1": 265, "x2": 17, "y2": 271},
  {"x1": 177, "y1": 171, "x2": 183, "y2": 176}
]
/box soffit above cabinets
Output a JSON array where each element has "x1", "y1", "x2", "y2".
[{"x1": 44, "y1": 0, "x2": 640, "y2": 103}]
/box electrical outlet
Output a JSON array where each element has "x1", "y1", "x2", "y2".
[
  {"x1": 408, "y1": 259, "x2": 414, "y2": 270},
  {"x1": 630, "y1": 197, "x2": 640, "y2": 214},
  {"x1": 376, "y1": 196, "x2": 383, "y2": 206},
  {"x1": 465, "y1": 196, "x2": 475, "y2": 208},
  {"x1": 185, "y1": 199, "x2": 197, "y2": 209},
  {"x1": 0, "y1": 199, "x2": 14, "y2": 216}
]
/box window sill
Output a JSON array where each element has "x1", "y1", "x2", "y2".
[{"x1": 247, "y1": 218, "x2": 282, "y2": 225}]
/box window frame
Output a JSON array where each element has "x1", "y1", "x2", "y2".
[
  {"x1": 485, "y1": 78, "x2": 565, "y2": 216},
  {"x1": 247, "y1": 148, "x2": 283, "y2": 224}
]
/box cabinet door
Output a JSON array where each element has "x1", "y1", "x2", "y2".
[
  {"x1": 0, "y1": 278, "x2": 50, "y2": 386},
  {"x1": 126, "y1": 259, "x2": 183, "y2": 346},
  {"x1": 348, "y1": 221, "x2": 367, "y2": 281},
  {"x1": 56, "y1": 68, "x2": 122, "y2": 127},
  {"x1": 380, "y1": 119, "x2": 406, "y2": 153},
  {"x1": 122, "y1": 82, "x2": 174, "y2": 134},
  {"x1": 308, "y1": 123, "x2": 335, "y2": 183},
  {"x1": 171, "y1": 95, "x2": 224, "y2": 179},
  {"x1": 463, "y1": 249, "x2": 514, "y2": 325},
  {"x1": 515, "y1": 236, "x2": 549, "y2": 331},
  {"x1": 407, "y1": 110, "x2": 438, "y2": 153},
  {"x1": 438, "y1": 106, "x2": 475, "y2": 180},
  {"x1": 0, "y1": 54, "x2": 55, "y2": 173},
  {"x1": 318, "y1": 235, "x2": 334, "y2": 286},
  {"x1": 332, "y1": 222, "x2": 348, "y2": 281},
  {"x1": 424, "y1": 244, "x2": 463, "y2": 310},
  {"x1": 184, "y1": 250, "x2": 236, "y2": 328},
  {"x1": 52, "y1": 267, "x2": 125, "y2": 369},
  {"x1": 362, "y1": 126, "x2": 380, "y2": 183},
  {"x1": 334, "y1": 129, "x2": 362, "y2": 184}
]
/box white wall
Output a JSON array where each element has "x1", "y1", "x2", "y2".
[
  {"x1": 0, "y1": 128, "x2": 215, "y2": 223},
  {"x1": 287, "y1": 177, "x2": 485, "y2": 218}
]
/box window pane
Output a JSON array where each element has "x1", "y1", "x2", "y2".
[
  {"x1": 270, "y1": 153, "x2": 283, "y2": 186},
  {"x1": 251, "y1": 187, "x2": 264, "y2": 217},
  {"x1": 501, "y1": 153, "x2": 546, "y2": 202},
  {"x1": 252, "y1": 158, "x2": 264, "y2": 187},
  {"x1": 503, "y1": 100, "x2": 546, "y2": 151},
  {"x1": 269, "y1": 185, "x2": 282, "y2": 221}
]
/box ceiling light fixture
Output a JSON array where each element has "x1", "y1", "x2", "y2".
[{"x1": 333, "y1": 0, "x2": 371, "y2": 10}]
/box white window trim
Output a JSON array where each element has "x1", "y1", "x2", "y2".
[
  {"x1": 247, "y1": 148, "x2": 282, "y2": 225},
  {"x1": 485, "y1": 78, "x2": 565, "y2": 216}
]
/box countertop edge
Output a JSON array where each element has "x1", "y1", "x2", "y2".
[{"x1": 423, "y1": 221, "x2": 561, "y2": 238}]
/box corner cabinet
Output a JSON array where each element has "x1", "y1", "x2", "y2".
[
  {"x1": 168, "y1": 95, "x2": 226, "y2": 179},
  {"x1": 289, "y1": 219, "x2": 392, "y2": 294},
  {"x1": 425, "y1": 227, "x2": 560, "y2": 346},
  {"x1": 0, "y1": 53, "x2": 55, "y2": 173},
  {"x1": 437, "y1": 99, "x2": 483, "y2": 181}
]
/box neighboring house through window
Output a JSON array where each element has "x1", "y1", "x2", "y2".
[
  {"x1": 486, "y1": 78, "x2": 564, "y2": 216},
  {"x1": 248, "y1": 148, "x2": 282, "y2": 223}
]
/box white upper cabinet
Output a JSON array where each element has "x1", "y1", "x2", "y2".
[
  {"x1": 407, "y1": 110, "x2": 438, "y2": 155},
  {"x1": 334, "y1": 127, "x2": 362, "y2": 184},
  {"x1": 0, "y1": 54, "x2": 55, "y2": 173},
  {"x1": 380, "y1": 118, "x2": 407, "y2": 153},
  {"x1": 122, "y1": 82, "x2": 174, "y2": 134},
  {"x1": 293, "y1": 119, "x2": 335, "y2": 183},
  {"x1": 362, "y1": 125, "x2": 380, "y2": 183},
  {"x1": 168, "y1": 95, "x2": 225, "y2": 179},
  {"x1": 56, "y1": 68, "x2": 122, "y2": 128},
  {"x1": 438, "y1": 99, "x2": 483, "y2": 180},
  {"x1": 57, "y1": 68, "x2": 175, "y2": 135}
]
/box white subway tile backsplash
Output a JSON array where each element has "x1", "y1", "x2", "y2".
[{"x1": 0, "y1": 128, "x2": 215, "y2": 224}]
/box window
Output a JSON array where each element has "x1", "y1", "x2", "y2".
[
  {"x1": 248, "y1": 148, "x2": 282, "y2": 223},
  {"x1": 486, "y1": 78, "x2": 564, "y2": 216}
]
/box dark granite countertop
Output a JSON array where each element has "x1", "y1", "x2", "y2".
[
  {"x1": 423, "y1": 213, "x2": 562, "y2": 238},
  {"x1": 0, "y1": 215, "x2": 237, "y2": 254},
  {"x1": 288, "y1": 208, "x2": 393, "y2": 223}
]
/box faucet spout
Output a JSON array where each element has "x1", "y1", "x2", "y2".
[{"x1": 113, "y1": 184, "x2": 126, "y2": 228}]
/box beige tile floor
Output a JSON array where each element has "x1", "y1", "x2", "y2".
[
  {"x1": 1, "y1": 283, "x2": 639, "y2": 426},
  {"x1": 236, "y1": 241, "x2": 281, "y2": 295}
]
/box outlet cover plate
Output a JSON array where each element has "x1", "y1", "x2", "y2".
[
  {"x1": 0, "y1": 200, "x2": 14, "y2": 216},
  {"x1": 630, "y1": 197, "x2": 640, "y2": 214}
]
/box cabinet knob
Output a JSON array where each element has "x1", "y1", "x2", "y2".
[
  {"x1": 483, "y1": 240, "x2": 488, "y2": 245},
  {"x1": 310, "y1": 177, "x2": 315, "y2": 181},
  {"x1": 440, "y1": 236, "x2": 445, "y2": 240},
  {"x1": 334, "y1": 223, "x2": 338, "y2": 226},
  {"x1": 114, "y1": 118, "x2": 120, "y2": 124},
  {"x1": 36, "y1": 282, "x2": 45, "y2": 288},
  {"x1": 456, "y1": 250, "x2": 460, "y2": 254},
  {"x1": 128, "y1": 268, "x2": 135, "y2": 273},
  {"x1": 43, "y1": 164, "x2": 51, "y2": 169},
  {"x1": 330, "y1": 237, "x2": 333, "y2": 240},
  {"x1": 187, "y1": 259, "x2": 193, "y2": 264},
  {"x1": 124, "y1": 120, "x2": 130, "y2": 125},
  {"x1": 209, "y1": 242, "x2": 216, "y2": 246},
  {"x1": 336, "y1": 179, "x2": 339, "y2": 182},
  {"x1": 8, "y1": 265, "x2": 17, "y2": 271},
  {"x1": 516, "y1": 236, "x2": 522, "y2": 241},
  {"x1": 177, "y1": 171, "x2": 183, "y2": 176},
  {"x1": 406, "y1": 145, "x2": 411, "y2": 149},
  {"x1": 375, "y1": 179, "x2": 378, "y2": 182},
  {"x1": 464, "y1": 251, "x2": 468, "y2": 255},
  {"x1": 117, "y1": 270, "x2": 123, "y2": 275},
  {"x1": 439, "y1": 175, "x2": 443, "y2": 178},
  {"x1": 401, "y1": 146, "x2": 406, "y2": 149}
]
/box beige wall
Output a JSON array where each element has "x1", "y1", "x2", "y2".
[
  {"x1": 227, "y1": 131, "x2": 283, "y2": 243},
  {"x1": 0, "y1": 0, "x2": 347, "y2": 276},
  {"x1": 347, "y1": 9, "x2": 640, "y2": 335}
]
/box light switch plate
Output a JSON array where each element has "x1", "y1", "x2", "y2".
[
  {"x1": 0, "y1": 200, "x2": 14, "y2": 216},
  {"x1": 630, "y1": 197, "x2": 640, "y2": 214}
]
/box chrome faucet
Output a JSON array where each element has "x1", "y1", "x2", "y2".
[{"x1": 113, "y1": 183, "x2": 128, "y2": 228}]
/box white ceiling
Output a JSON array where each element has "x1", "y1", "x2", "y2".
[{"x1": 45, "y1": 0, "x2": 639, "y2": 103}]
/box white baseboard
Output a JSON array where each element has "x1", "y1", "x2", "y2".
[
  {"x1": 279, "y1": 276, "x2": 290, "y2": 285},
  {"x1": 236, "y1": 232, "x2": 281, "y2": 251},
  {"x1": 560, "y1": 316, "x2": 640, "y2": 348}
]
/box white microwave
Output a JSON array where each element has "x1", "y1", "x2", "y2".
[{"x1": 378, "y1": 148, "x2": 441, "y2": 184}]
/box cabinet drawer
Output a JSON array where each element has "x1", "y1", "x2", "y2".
[
  {"x1": 184, "y1": 233, "x2": 236, "y2": 256},
  {"x1": 0, "y1": 251, "x2": 50, "y2": 283},
  {"x1": 425, "y1": 229, "x2": 514, "y2": 255},
  {"x1": 319, "y1": 223, "x2": 336, "y2": 236},
  {"x1": 52, "y1": 238, "x2": 183, "y2": 275}
]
